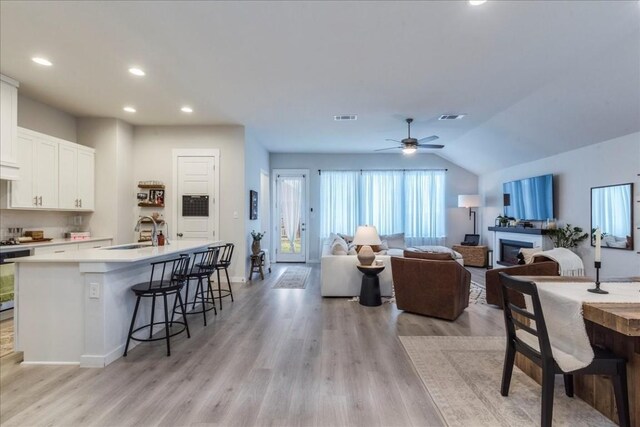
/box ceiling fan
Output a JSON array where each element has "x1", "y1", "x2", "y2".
[{"x1": 375, "y1": 118, "x2": 443, "y2": 154}]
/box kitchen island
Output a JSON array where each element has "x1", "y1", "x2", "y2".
[{"x1": 14, "y1": 240, "x2": 220, "y2": 367}]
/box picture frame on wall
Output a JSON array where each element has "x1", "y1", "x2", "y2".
[
  {"x1": 250, "y1": 190, "x2": 258, "y2": 220},
  {"x1": 149, "y1": 189, "x2": 165, "y2": 205}
]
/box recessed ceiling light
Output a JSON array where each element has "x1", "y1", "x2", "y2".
[
  {"x1": 469, "y1": 0, "x2": 487, "y2": 5},
  {"x1": 123, "y1": 106, "x2": 137, "y2": 113},
  {"x1": 128, "y1": 67, "x2": 145, "y2": 76},
  {"x1": 32, "y1": 57, "x2": 52, "y2": 66},
  {"x1": 181, "y1": 106, "x2": 193, "y2": 113}
]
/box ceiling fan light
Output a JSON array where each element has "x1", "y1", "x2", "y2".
[{"x1": 402, "y1": 146, "x2": 417, "y2": 155}]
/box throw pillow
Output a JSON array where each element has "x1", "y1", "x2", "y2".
[
  {"x1": 519, "y1": 247, "x2": 542, "y2": 264},
  {"x1": 338, "y1": 233, "x2": 354, "y2": 243},
  {"x1": 330, "y1": 238, "x2": 349, "y2": 255},
  {"x1": 380, "y1": 233, "x2": 406, "y2": 249},
  {"x1": 403, "y1": 250, "x2": 453, "y2": 261}
]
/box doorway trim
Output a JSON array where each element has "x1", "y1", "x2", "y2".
[
  {"x1": 272, "y1": 168, "x2": 309, "y2": 263},
  {"x1": 171, "y1": 149, "x2": 220, "y2": 240}
]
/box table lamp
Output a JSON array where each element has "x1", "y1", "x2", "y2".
[
  {"x1": 458, "y1": 194, "x2": 481, "y2": 235},
  {"x1": 352, "y1": 225, "x2": 381, "y2": 266}
]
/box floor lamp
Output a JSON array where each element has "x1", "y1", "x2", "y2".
[{"x1": 458, "y1": 195, "x2": 480, "y2": 235}]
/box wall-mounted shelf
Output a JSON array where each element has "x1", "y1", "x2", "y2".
[
  {"x1": 139, "y1": 219, "x2": 165, "y2": 225},
  {"x1": 138, "y1": 184, "x2": 165, "y2": 189},
  {"x1": 138, "y1": 202, "x2": 165, "y2": 208}
]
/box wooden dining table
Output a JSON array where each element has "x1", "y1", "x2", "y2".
[{"x1": 514, "y1": 276, "x2": 640, "y2": 426}]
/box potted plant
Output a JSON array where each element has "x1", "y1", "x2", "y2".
[
  {"x1": 251, "y1": 230, "x2": 266, "y2": 255},
  {"x1": 548, "y1": 224, "x2": 589, "y2": 249}
]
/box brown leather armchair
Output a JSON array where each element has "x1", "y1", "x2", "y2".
[
  {"x1": 485, "y1": 259, "x2": 559, "y2": 307},
  {"x1": 391, "y1": 251, "x2": 471, "y2": 321}
]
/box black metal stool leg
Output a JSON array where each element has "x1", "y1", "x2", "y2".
[
  {"x1": 177, "y1": 291, "x2": 190, "y2": 338},
  {"x1": 124, "y1": 296, "x2": 141, "y2": 357},
  {"x1": 199, "y1": 277, "x2": 207, "y2": 326},
  {"x1": 170, "y1": 287, "x2": 181, "y2": 326},
  {"x1": 149, "y1": 295, "x2": 156, "y2": 339},
  {"x1": 217, "y1": 269, "x2": 223, "y2": 310},
  {"x1": 224, "y1": 268, "x2": 234, "y2": 302},
  {"x1": 192, "y1": 278, "x2": 201, "y2": 310},
  {"x1": 163, "y1": 293, "x2": 171, "y2": 357},
  {"x1": 207, "y1": 277, "x2": 217, "y2": 316}
]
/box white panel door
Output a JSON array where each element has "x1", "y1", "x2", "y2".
[
  {"x1": 275, "y1": 170, "x2": 308, "y2": 263},
  {"x1": 34, "y1": 137, "x2": 59, "y2": 208},
  {"x1": 176, "y1": 156, "x2": 216, "y2": 240},
  {"x1": 58, "y1": 144, "x2": 78, "y2": 209},
  {"x1": 10, "y1": 131, "x2": 36, "y2": 208},
  {"x1": 77, "y1": 148, "x2": 94, "y2": 210}
]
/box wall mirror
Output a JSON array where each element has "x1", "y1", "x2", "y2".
[{"x1": 591, "y1": 183, "x2": 634, "y2": 250}]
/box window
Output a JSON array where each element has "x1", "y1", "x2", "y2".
[{"x1": 320, "y1": 169, "x2": 446, "y2": 245}]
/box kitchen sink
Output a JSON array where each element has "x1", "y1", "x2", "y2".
[{"x1": 102, "y1": 244, "x2": 151, "y2": 250}]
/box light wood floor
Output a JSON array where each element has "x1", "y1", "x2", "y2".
[{"x1": 0, "y1": 264, "x2": 503, "y2": 427}]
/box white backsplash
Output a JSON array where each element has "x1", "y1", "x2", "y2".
[{"x1": 0, "y1": 210, "x2": 93, "y2": 240}]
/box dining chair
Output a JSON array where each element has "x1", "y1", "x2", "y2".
[{"x1": 498, "y1": 273, "x2": 630, "y2": 427}]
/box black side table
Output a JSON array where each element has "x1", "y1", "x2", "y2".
[{"x1": 357, "y1": 264, "x2": 385, "y2": 307}]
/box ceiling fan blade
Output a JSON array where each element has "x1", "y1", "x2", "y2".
[
  {"x1": 416, "y1": 144, "x2": 445, "y2": 149},
  {"x1": 374, "y1": 146, "x2": 402, "y2": 152},
  {"x1": 385, "y1": 139, "x2": 401, "y2": 143},
  {"x1": 417, "y1": 135, "x2": 439, "y2": 143}
]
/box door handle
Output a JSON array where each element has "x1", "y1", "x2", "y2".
[
  {"x1": 34, "y1": 196, "x2": 38, "y2": 206},
  {"x1": 79, "y1": 199, "x2": 82, "y2": 208},
  {"x1": 177, "y1": 233, "x2": 184, "y2": 237},
  {"x1": 38, "y1": 196, "x2": 43, "y2": 206},
  {"x1": 75, "y1": 199, "x2": 78, "y2": 207}
]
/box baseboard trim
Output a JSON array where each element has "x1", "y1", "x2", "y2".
[{"x1": 21, "y1": 361, "x2": 80, "y2": 366}]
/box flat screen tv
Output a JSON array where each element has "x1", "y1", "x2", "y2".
[{"x1": 503, "y1": 174, "x2": 554, "y2": 221}]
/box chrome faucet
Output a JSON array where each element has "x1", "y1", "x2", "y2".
[{"x1": 134, "y1": 216, "x2": 158, "y2": 247}]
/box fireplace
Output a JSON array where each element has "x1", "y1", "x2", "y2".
[{"x1": 498, "y1": 239, "x2": 533, "y2": 266}]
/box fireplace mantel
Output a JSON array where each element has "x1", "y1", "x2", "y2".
[{"x1": 488, "y1": 226, "x2": 553, "y2": 236}]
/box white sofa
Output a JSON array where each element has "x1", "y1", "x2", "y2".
[{"x1": 320, "y1": 239, "x2": 400, "y2": 297}]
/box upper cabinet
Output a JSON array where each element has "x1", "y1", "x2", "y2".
[
  {"x1": 0, "y1": 75, "x2": 20, "y2": 180},
  {"x1": 59, "y1": 141, "x2": 95, "y2": 210},
  {"x1": 8, "y1": 128, "x2": 95, "y2": 211}
]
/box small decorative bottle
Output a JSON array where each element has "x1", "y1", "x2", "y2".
[{"x1": 157, "y1": 231, "x2": 165, "y2": 246}]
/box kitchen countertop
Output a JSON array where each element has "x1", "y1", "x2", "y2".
[
  {"x1": 0, "y1": 236, "x2": 113, "y2": 253},
  {"x1": 13, "y1": 239, "x2": 220, "y2": 263}
]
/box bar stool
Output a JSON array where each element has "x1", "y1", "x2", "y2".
[
  {"x1": 123, "y1": 255, "x2": 191, "y2": 357},
  {"x1": 211, "y1": 243, "x2": 234, "y2": 309},
  {"x1": 171, "y1": 247, "x2": 219, "y2": 326}
]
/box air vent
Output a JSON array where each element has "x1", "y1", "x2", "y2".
[
  {"x1": 334, "y1": 115, "x2": 357, "y2": 121},
  {"x1": 438, "y1": 114, "x2": 465, "y2": 120}
]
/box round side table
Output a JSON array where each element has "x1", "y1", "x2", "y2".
[{"x1": 357, "y1": 264, "x2": 385, "y2": 307}]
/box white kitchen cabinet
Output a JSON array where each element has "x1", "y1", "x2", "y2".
[
  {"x1": 58, "y1": 143, "x2": 95, "y2": 210},
  {"x1": 9, "y1": 127, "x2": 94, "y2": 211},
  {"x1": 0, "y1": 75, "x2": 19, "y2": 181},
  {"x1": 10, "y1": 129, "x2": 58, "y2": 209}
]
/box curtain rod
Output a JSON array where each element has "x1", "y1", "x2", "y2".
[{"x1": 318, "y1": 168, "x2": 448, "y2": 175}]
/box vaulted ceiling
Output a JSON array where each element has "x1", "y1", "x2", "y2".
[{"x1": 1, "y1": 1, "x2": 638, "y2": 174}]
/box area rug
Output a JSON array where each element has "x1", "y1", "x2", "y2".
[
  {"x1": 399, "y1": 336, "x2": 614, "y2": 427},
  {"x1": 469, "y1": 281, "x2": 487, "y2": 305},
  {"x1": 0, "y1": 319, "x2": 13, "y2": 358},
  {"x1": 272, "y1": 266, "x2": 310, "y2": 289}
]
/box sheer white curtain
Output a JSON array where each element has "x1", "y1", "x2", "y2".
[
  {"x1": 592, "y1": 184, "x2": 632, "y2": 238},
  {"x1": 319, "y1": 169, "x2": 446, "y2": 245},
  {"x1": 319, "y1": 171, "x2": 359, "y2": 238},
  {"x1": 404, "y1": 170, "x2": 446, "y2": 246},
  {"x1": 360, "y1": 171, "x2": 404, "y2": 235},
  {"x1": 280, "y1": 177, "x2": 303, "y2": 252}
]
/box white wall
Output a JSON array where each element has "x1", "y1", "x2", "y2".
[
  {"x1": 269, "y1": 153, "x2": 479, "y2": 262},
  {"x1": 479, "y1": 132, "x2": 640, "y2": 277},
  {"x1": 244, "y1": 132, "x2": 270, "y2": 272},
  {"x1": 132, "y1": 125, "x2": 247, "y2": 280},
  {"x1": 17, "y1": 94, "x2": 77, "y2": 142},
  {"x1": 76, "y1": 118, "x2": 132, "y2": 244}
]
